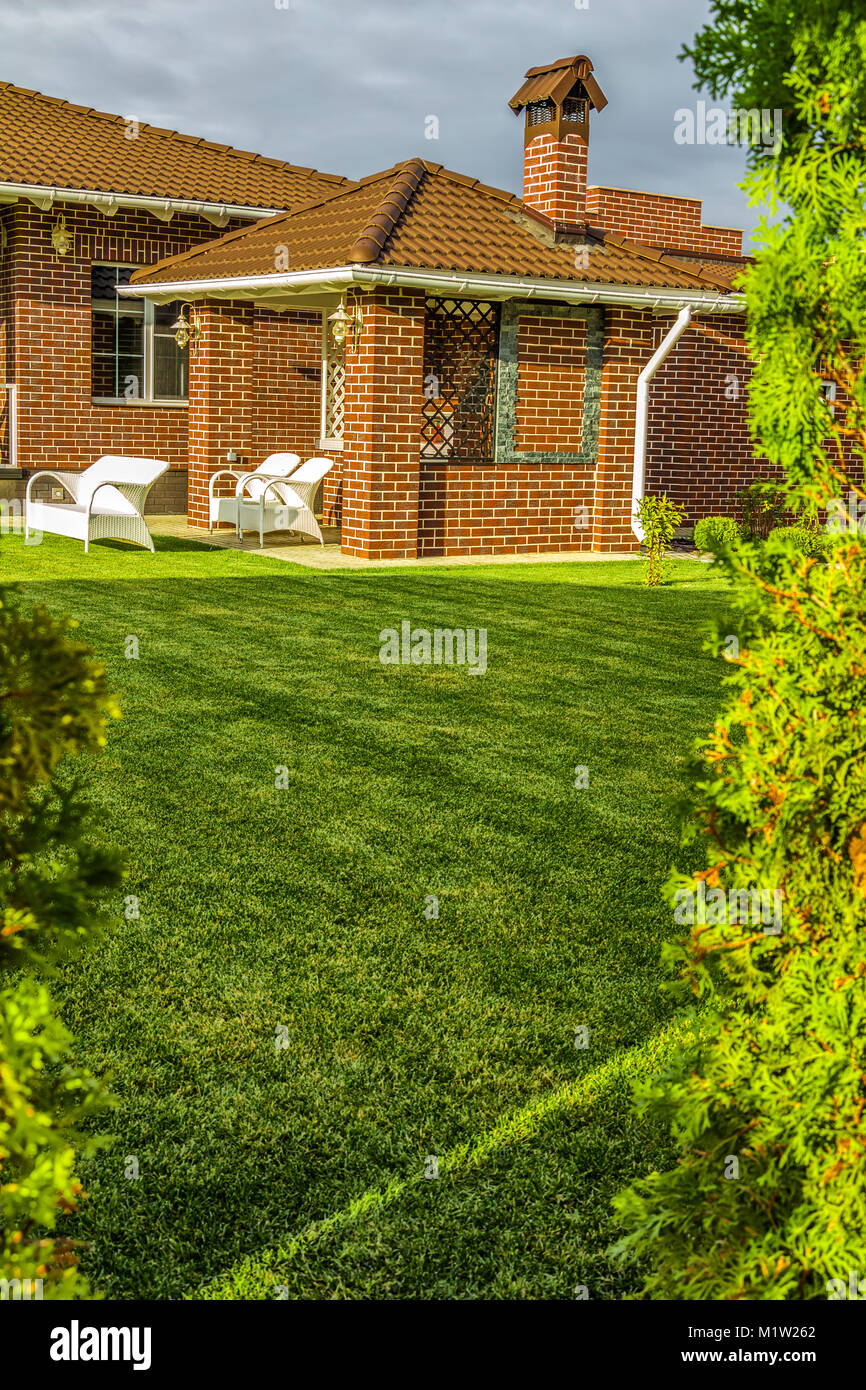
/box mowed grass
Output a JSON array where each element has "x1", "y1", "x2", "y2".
[{"x1": 0, "y1": 532, "x2": 729, "y2": 1299}]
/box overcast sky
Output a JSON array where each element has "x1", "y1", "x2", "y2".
[{"x1": 0, "y1": 0, "x2": 758, "y2": 242}]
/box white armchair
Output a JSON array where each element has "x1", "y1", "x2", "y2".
[
  {"x1": 235, "y1": 457, "x2": 334, "y2": 547},
  {"x1": 25, "y1": 456, "x2": 170, "y2": 553},
  {"x1": 208, "y1": 453, "x2": 301, "y2": 533}
]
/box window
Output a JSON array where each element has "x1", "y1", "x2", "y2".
[{"x1": 91, "y1": 265, "x2": 188, "y2": 403}]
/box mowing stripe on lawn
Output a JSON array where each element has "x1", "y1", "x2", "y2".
[{"x1": 193, "y1": 1013, "x2": 706, "y2": 1301}]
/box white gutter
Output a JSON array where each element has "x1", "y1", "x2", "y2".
[
  {"x1": 0, "y1": 181, "x2": 283, "y2": 224},
  {"x1": 3, "y1": 383, "x2": 17, "y2": 469},
  {"x1": 117, "y1": 263, "x2": 745, "y2": 315},
  {"x1": 632, "y1": 305, "x2": 693, "y2": 542}
]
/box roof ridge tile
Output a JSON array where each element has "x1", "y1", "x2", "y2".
[{"x1": 348, "y1": 157, "x2": 427, "y2": 263}]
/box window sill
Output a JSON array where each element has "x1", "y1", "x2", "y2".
[
  {"x1": 318, "y1": 439, "x2": 344, "y2": 452},
  {"x1": 91, "y1": 398, "x2": 189, "y2": 409}
]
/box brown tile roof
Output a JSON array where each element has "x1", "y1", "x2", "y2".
[
  {"x1": 0, "y1": 80, "x2": 349, "y2": 208},
  {"x1": 130, "y1": 158, "x2": 746, "y2": 298},
  {"x1": 657, "y1": 248, "x2": 752, "y2": 288}
]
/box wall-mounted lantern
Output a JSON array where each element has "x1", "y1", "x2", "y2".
[
  {"x1": 328, "y1": 296, "x2": 362, "y2": 351},
  {"x1": 171, "y1": 304, "x2": 201, "y2": 353},
  {"x1": 51, "y1": 214, "x2": 72, "y2": 257}
]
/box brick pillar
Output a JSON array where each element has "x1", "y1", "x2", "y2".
[
  {"x1": 340, "y1": 287, "x2": 425, "y2": 559},
  {"x1": 187, "y1": 300, "x2": 254, "y2": 528},
  {"x1": 523, "y1": 133, "x2": 588, "y2": 223},
  {"x1": 592, "y1": 307, "x2": 651, "y2": 552}
]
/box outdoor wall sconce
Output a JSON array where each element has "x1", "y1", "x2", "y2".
[
  {"x1": 51, "y1": 215, "x2": 72, "y2": 257},
  {"x1": 171, "y1": 304, "x2": 201, "y2": 353},
  {"x1": 328, "y1": 296, "x2": 362, "y2": 351}
]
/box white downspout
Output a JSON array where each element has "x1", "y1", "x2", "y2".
[{"x1": 632, "y1": 305, "x2": 692, "y2": 541}]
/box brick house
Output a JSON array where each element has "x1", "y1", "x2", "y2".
[{"x1": 1, "y1": 55, "x2": 761, "y2": 558}]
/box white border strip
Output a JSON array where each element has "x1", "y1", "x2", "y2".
[
  {"x1": 0, "y1": 181, "x2": 284, "y2": 222},
  {"x1": 117, "y1": 263, "x2": 745, "y2": 314}
]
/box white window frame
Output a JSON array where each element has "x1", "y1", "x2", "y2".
[{"x1": 91, "y1": 263, "x2": 188, "y2": 407}]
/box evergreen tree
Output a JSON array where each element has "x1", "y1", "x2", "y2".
[{"x1": 612, "y1": 2, "x2": 866, "y2": 1299}]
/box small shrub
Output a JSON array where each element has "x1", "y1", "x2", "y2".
[
  {"x1": 737, "y1": 480, "x2": 786, "y2": 539},
  {"x1": 692, "y1": 516, "x2": 742, "y2": 552},
  {"x1": 635, "y1": 493, "x2": 684, "y2": 586},
  {"x1": 769, "y1": 523, "x2": 825, "y2": 557}
]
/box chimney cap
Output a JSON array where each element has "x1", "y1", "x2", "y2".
[{"x1": 508, "y1": 55, "x2": 607, "y2": 116}]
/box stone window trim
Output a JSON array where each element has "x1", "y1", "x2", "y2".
[{"x1": 494, "y1": 302, "x2": 604, "y2": 466}]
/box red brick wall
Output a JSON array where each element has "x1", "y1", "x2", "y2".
[
  {"x1": 332, "y1": 291, "x2": 602, "y2": 559},
  {"x1": 252, "y1": 307, "x2": 321, "y2": 463},
  {"x1": 523, "y1": 133, "x2": 588, "y2": 223},
  {"x1": 516, "y1": 315, "x2": 586, "y2": 452},
  {"x1": 592, "y1": 306, "x2": 651, "y2": 551},
  {"x1": 417, "y1": 463, "x2": 595, "y2": 556},
  {"x1": 4, "y1": 201, "x2": 248, "y2": 477},
  {"x1": 0, "y1": 206, "x2": 12, "y2": 465},
  {"x1": 642, "y1": 318, "x2": 861, "y2": 527},
  {"x1": 186, "y1": 299, "x2": 323, "y2": 527},
  {"x1": 586, "y1": 186, "x2": 743, "y2": 256},
  {"x1": 187, "y1": 300, "x2": 253, "y2": 528},
  {"x1": 644, "y1": 315, "x2": 768, "y2": 521}
]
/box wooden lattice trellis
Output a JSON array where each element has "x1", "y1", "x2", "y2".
[
  {"x1": 323, "y1": 339, "x2": 346, "y2": 442},
  {"x1": 421, "y1": 298, "x2": 500, "y2": 463}
]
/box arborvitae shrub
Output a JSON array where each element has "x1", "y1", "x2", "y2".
[{"x1": 612, "y1": 2, "x2": 866, "y2": 1299}]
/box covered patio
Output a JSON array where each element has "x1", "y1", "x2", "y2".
[{"x1": 123, "y1": 158, "x2": 743, "y2": 560}]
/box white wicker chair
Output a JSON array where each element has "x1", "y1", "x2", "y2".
[
  {"x1": 208, "y1": 453, "x2": 301, "y2": 533},
  {"x1": 25, "y1": 456, "x2": 169, "y2": 553},
  {"x1": 235, "y1": 457, "x2": 334, "y2": 547}
]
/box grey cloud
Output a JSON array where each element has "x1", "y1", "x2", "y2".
[{"x1": 0, "y1": 0, "x2": 757, "y2": 241}]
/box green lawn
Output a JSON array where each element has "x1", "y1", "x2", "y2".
[{"x1": 1, "y1": 532, "x2": 730, "y2": 1300}]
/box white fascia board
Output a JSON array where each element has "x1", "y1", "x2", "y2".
[
  {"x1": 0, "y1": 181, "x2": 284, "y2": 222},
  {"x1": 117, "y1": 263, "x2": 745, "y2": 314}
]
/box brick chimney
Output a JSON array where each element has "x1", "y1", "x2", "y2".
[{"x1": 508, "y1": 55, "x2": 607, "y2": 225}]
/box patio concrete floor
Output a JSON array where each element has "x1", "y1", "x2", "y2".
[{"x1": 148, "y1": 515, "x2": 638, "y2": 570}]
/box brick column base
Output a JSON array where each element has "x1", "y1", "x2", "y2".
[{"x1": 339, "y1": 288, "x2": 425, "y2": 559}]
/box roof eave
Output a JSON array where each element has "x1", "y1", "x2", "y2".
[
  {"x1": 0, "y1": 181, "x2": 285, "y2": 222},
  {"x1": 118, "y1": 263, "x2": 746, "y2": 314}
]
